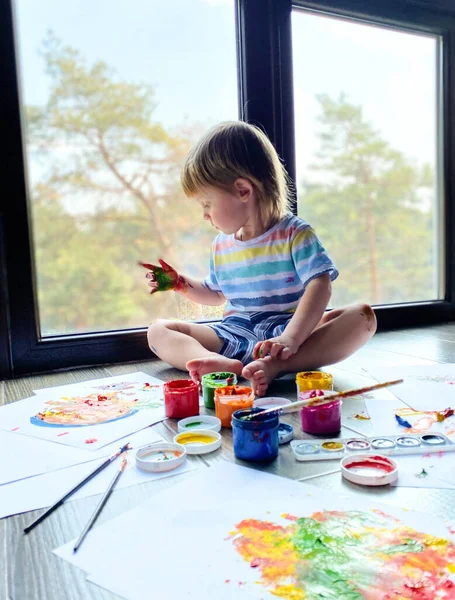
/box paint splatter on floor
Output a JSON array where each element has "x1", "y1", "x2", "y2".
[{"x1": 229, "y1": 509, "x2": 455, "y2": 599}]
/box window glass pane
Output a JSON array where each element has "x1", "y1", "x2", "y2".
[
  {"x1": 14, "y1": 0, "x2": 238, "y2": 336},
  {"x1": 292, "y1": 10, "x2": 440, "y2": 307}
]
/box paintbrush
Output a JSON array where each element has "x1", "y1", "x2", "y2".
[
  {"x1": 247, "y1": 379, "x2": 403, "y2": 420},
  {"x1": 24, "y1": 442, "x2": 131, "y2": 534},
  {"x1": 73, "y1": 456, "x2": 128, "y2": 553}
]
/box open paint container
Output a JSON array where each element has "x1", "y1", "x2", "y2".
[
  {"x1": 296, "y1": 371, "x2": 333, "y2": 393},
  {"x1": 341, "y1": 454, "x2": 398, "y2": 486},
  {"x1": 135, "y1": 442, "x2": 187, "y2": 473},
  {"x1": 173, "y1": 430, "x2": 222, "y2": 455},
  {"x1": 201, "y1": 372, "x2": 237, "y2": 409}
]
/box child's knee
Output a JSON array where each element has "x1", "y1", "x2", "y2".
[
  {"x1": 357, "y1": 303, "x2": 377, "y2": 335},
  {"x1": 147, "y1": 321, "x2": 169, "y2": 351}
]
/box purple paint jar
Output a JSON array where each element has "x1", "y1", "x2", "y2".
[{"x1": 300, "y1": 399, "x2": 342, "y2": 435}]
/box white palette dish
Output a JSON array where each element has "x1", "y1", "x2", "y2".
[
  {"x1": 135, "y1": 442, "x2": 186, "y2": 473},
  {"x1": 173, "y1": 430, "x2": 222, "y2": 455},
  {"x1": 177, "y1": 415, "x2": 221, "y2": 433},
  {"x1": 341, "y1": 454, "x2": 398, "y2": 486},
  {"x1": 253, "y1": 397, "x2": 292, "y2": 409}
]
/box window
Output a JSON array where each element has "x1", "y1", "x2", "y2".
[
  {"x1": 2, "y1": 0, "x2": 455, "y2": 377},
  {"x1": 292, "y1": 9, "x2": 441, "y2": 307},
  {"x1": 14, "y1": 0, "x2": 238, "y2": 336}
]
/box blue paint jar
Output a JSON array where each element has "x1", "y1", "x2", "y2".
[{"x1": 231, "y1": 407, "x2": 279, "y2": 462}]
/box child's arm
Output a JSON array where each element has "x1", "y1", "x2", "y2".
[
  {"x1": 253, "y1": 273, "x2": 332, "y2": 360},
  {"x1": 140, "y1": 259, "x2": 226, "y2": 306}
]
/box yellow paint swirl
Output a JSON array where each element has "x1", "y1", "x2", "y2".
[{"x1": 175, "y1": 432, "x2": 215, "y2": 445}]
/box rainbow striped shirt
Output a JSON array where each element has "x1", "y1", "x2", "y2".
[{"x1": 204, "y1": 214, "x2": 338, "y2": 316}]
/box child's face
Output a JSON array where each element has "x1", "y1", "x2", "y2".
[{"x1": 196, "y1": 184, "x2": 251, "y2": 235}]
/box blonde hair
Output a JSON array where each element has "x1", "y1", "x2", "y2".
[{"x1": 181, "y1": 121, "x2": 292, "y2": 226}]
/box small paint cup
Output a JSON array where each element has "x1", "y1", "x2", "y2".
[
  {"x1": 214, "y1": 385, "x2": 254, "y2": 428},
  {"x1": 300, "y1": 399, "x2": 342, "y2": 435},
  {"x1": 232, "y1": 407, "x2": 279, "y2": 461},
  {"x1": 163, "y1": 379, "x2": 199, "y2": 419},
  {"x1": 201, "y1": 372, "x2": 237, "y2": 409},
  {"x1": 296, "y1": 371, "x2": 333, "y2": 395}
]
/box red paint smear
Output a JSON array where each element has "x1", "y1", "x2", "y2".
[
  {"x1": 224, "y1": 580, "x2": 230, "y2": 584},
  {"x1": 237, "y1": 581, "x2": 247, "y2": 588},
  {"x1": 57, "y1": 432, "x2": 69, "y2": 437},
  {"x1": 346, "y1": 455, "x2": 395, "y2": 473},
  {"x1": 236, "y1": 519, "x2": 286, "y2": 533},
  {"x1": 281, "y1": 513, "x2": 299, "y2": 522},
  {"x1": 85, "y1": 438, "x2": 98, "y2": 444},
  {"x1": 10, "y1": 427, "x2": 19, "y2": 431},
  {"x1": 250, "y1": 558, "x2": 261, "y2": 568},
  {"x1": 371, "y1": 508, "x2": 400, "y2": 522}
]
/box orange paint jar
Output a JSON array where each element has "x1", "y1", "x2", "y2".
[{"x1": 214, "y1": 386, "x2": 254, "y2": 428}]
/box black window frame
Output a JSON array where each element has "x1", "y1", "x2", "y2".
[{"x1": 1, "y1": 0, "x2": 455, "y2": 378}]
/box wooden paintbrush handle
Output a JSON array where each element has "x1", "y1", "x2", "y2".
[{"x1": 250, "y1": 379, "x2": 403, "y2": 420}]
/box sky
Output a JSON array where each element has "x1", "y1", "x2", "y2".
[{"x1": 13, "y1": 0, "x2": 438, "y2": 184}]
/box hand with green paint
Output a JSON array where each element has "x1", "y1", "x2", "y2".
[{"x1": 139, "y1": 259, "x2": 187, "y2": 294}]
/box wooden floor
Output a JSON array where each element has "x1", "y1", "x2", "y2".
[{"x1": 2, "y1": 323, "x2": 455, "y2": 600}]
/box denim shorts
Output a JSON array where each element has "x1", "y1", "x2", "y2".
[{"x1": 207, "y1": 311, "x2": 293, "y2": 364}]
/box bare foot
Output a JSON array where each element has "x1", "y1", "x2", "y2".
[
  {"x1": 242, "y1": 357, "x2": 281, "y2": 396},
  {"x1": 186, "y1": 354, "x2": 244, "y2": 384}
]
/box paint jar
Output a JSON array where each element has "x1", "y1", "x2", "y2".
[
  {"x1": 296, "y1": 371, "x2": 333, "y2": 396},
  {"x1": 201, "y1": 372, "x2": 237, "y2": 409},
  {"x1": 300, "y1": 399, "x2": 342, "y2": 435},
  {"x1": 163, "y1": 379, "x2": 199, "y2": 419},
  {"x1": 232, "y1": 407, "x2": 279, "y2": 461},
  {"x1": 214, "y1": 386, "x2": 254, "y2": 428}
]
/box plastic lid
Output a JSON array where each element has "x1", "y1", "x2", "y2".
[
  {"x1": 341, "y1": 454, "x2": 398, "y2": 486},
  {"x1": 254, "y1": 397, "x2": 292, "y2": 409},
  {"x1": 135, "y1": 442, "x2": 186, "y2": 473},
  {"x1": 178, "y1": 415, "x2": 221, "y2": 433},
  {"x1": 173, "y1": 430, "x2": 222, "y2": 455},
  {"x1": 278, "y1": 423, "x2": 294, "y2": 444}
]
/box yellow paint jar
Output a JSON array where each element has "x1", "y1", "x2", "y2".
[{"x1": 296, "y1": 371, "x2": 333, "y2": 393}]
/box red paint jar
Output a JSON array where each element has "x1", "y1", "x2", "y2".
[
  {"x1": 300, "y1": 399, "x2": 342, "y2": 435},
  {"x1": 164, "y1": 380, "x2": 199, "y2": 419}
]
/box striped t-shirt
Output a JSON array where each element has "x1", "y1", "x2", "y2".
[{"x1": 204, "y1": 214, "x2": 339, "y2": 316}]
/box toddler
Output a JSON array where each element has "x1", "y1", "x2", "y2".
[{"x1": 144, "y1": 121, "x2": 376, "y2": 395}]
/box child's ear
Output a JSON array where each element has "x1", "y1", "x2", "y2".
[{"x1": 233, "y1": 178, "x2": 253, "y2": 202}]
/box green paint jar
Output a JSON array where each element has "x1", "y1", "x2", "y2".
[{"x1": 201, "y1": 372, "x2": 237, "y2": 409}]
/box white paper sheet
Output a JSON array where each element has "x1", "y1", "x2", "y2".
[
  {"x1": 1, "y1": 372, "x2": 166, "y2": 451},
  {"x1": 366, "y1": 363, "x2": 455, "y2": 412},
  {"x1": 54, "y1": 462, "x2": 455, "y2": 600},
  {"x1": 392, "y1": 453, "x2": 455, "y2": 489},
  {"x1": 0, "y1": 431, "x2": 98, "y2": 486},
  {"x1": 1, "y1": 427, "x2": 195, "y2": 519}
]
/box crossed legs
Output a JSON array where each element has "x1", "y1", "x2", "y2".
[
  {"x1": 242, "y1": 303, "x2": 377, "y2": 395},
  {"x1": 147, "y1": 320, "x2": 244, "y2": 381},
  {"x1": 147, "y1": 303, "x2": 377, "y2": 396}
]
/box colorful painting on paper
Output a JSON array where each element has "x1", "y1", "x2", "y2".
[
  {"x1": 31, "y1": 388, "x2": 162, "y2": 427},
  {"x1": 0, "y1": 372, "x2": 166, "y2": 451},
  {"x1": 229, "y1": 509, "x2": 455, "y2": 599},
  {"x1": 365, "y1": 396, "x2": 455, "y2": 441},
  {"x1": 53, "y1": 462, "x2": 455, "y2": 600}
]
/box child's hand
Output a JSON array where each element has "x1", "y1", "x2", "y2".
[
  {"x1": 139, "y1": 259, "x2": 185, "y2": 294},
  {"x1": 253, "y1": 335, "x2": 300, "y2": 361}
]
